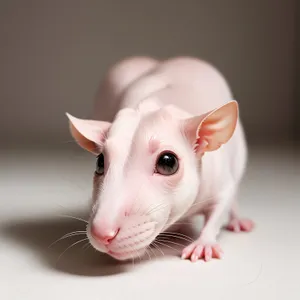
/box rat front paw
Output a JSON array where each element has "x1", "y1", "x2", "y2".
[
  {"x1": 181, "y1": 240, "x2": 223, "y2": 262},
  {"x1": 226, "y1": 218, "x2": 254, "y2": 232}
]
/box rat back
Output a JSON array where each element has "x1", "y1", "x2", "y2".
[{"x1": 93, "y1": 56, "x2": 247, "y2": 205}]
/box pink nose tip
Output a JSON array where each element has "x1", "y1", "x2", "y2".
[{"x1": 90, "y1": 225, "x2": 119, "y2": 245}]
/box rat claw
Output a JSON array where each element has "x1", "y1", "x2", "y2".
[
  {"x1": 191, "y1": 254, "x2": 198, "y2": 262},
  {"x1": 204, "y1": 246, "x2": 212, "y2": 261},
  {"x1": 181, "y1": 243, "x2": 196, "y2": 260},
  {"x1": 194, "y1": 245, "x2": 204, "y2": 258},
  {"x1": 226, "y1": 218, "x2": 254, "y2": 233},
  {"x1": 213, "y1": 245, "x2": 223, "y2": 259},
  {"x1": 182, "y1": 240, "x2": 223, "y2": 262}
]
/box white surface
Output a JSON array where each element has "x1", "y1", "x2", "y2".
[{"x1": 0, "y1": 145, "x2": 299, "y2": 300}]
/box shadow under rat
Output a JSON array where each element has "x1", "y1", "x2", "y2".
[
  {"x1": 1, "y1": 209, "x2": 206, "y2": 277},
  {"x1": 1, "y1": 206, "x2": 234, "y2": 277},
  {"x1": 1, "y1": 210, "x2": 126, "y2": 277}
]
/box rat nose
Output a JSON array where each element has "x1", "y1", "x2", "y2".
[{"x1": 90, "y1": 225, "x2": 119, "y2": 245}]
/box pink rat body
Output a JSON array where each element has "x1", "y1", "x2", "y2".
[{"x1": 66, "y1": 56, "x2": 254, "y2": 262}]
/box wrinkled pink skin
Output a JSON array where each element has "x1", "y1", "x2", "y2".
[{"x1": 68, "y1": 56, "x2": 254, "y2": 262}]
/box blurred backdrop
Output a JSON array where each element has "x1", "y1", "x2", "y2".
[
  {"x1": 0, "y1": 3, "x2": 299, "y2": 297},
  {"x1": 0, "y1": 0, "x2": 298, "y2": 147},
  {"x1": 296, "y1": 0, "x2": 300, "y2": 142}
]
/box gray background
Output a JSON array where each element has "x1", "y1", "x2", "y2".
[
  {"x1": 0, "y1": 2, "x2": 299, "y2": 297},
  {"x1": 0, "y1": 0, "x2": 298, "y2": 146},
  {"x1": 296, "y1": 0, "x2": 300, "y2": 141}
]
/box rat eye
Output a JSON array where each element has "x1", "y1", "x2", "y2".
[
  {"x1": 95, "y1": 153, "x2": 104, "y2": 175},
  {"x1": 155, "y1": 152, "x2": 179, "y2": 176}
]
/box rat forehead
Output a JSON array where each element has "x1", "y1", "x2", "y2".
[
  {"x1": 107, "y1": 105, "x2": 170, "y2": 138},
  {"x1": 103, "y1": 108, "x2": 140, "y2": 157},
  {"x1": 136, "y1": 107, "x2": 177, "y2": 135},
  {"x1": 132, "y1": 109, "x2": 181, "y2": 151},
  {"x1": 108, "y1": 108, "x2": 140, "y2": 137},
  {"x1": 104, "y1": 106, "x2": 180, "y2": 156}
]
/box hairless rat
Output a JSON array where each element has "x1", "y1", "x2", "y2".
[{"x1": 66, "y1": 56, "x2": 254, "y2": 262}]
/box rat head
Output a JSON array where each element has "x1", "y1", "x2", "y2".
[{"x1": 66, "y1": 100, "x2": 238, "y2": 260}]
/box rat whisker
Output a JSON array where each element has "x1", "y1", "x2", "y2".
[
  {"x1": 146, "y1": 202, "x2": 168, "y2": 216},
  {"x1": 161, "y1": 230, "x2": 193, "y2": 237},
  {"x1": 55, "y1": 203, "x2": 70, "y2": 210},
  {"x1": 48, "y1": 231, "x2": 87, "y2": 248},
  {"x1": 147, "y1": 244, "x2": 157, "y2": 258},
  {"x1": 245, "y1": 263, "x2": 263, "y2": 285},
  {"x1": 151, "y1": 242, "x2": 165, "y2": 256},
  {"x1": 156, "y1": 238, "x2": 186, "y2": 249},
  {"x1": 142, "y1": 196, "x2": 168, "y2": 216},
  {"x1": 142, "y1": 202, "x2": 158, "y2": 216},
  {"x1": 158, "y1": 216, "x2": 194, "y2": 229},
  {"x1": 82, "y1": 242, "x2": 91, "y2": 251},
  {"x1": 56, "y1": 238, "x2": 89, "y2": 264},
  {"x1": 127, "y1": 238, "x2": 143, "y2": 263},
  {"x1": 154, "y1": 240, "x2": 181, "y2": 253},
  {"x1": 136, "y1": 248, "x2": 142, "y2": 263},
  {"x1": 58, "y1": 214, "x2": 88, "y2": 224},
  {"x1": 145, "y1": 248, "x2": 152, "y2": 262},
  {"x1": 149, "y1": 204, "x2": 169, "y2": 216},
  {"x1": 159, "y1": 232, "x2": 194, "y2": 243}
]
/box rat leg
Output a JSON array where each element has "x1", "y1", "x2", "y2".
[
  {"x1": 181, "y1": 190, "x2": 233, "y2": 262},
  {"x1": 225, "y1": 198, "x2": 254, "y2": 232}
]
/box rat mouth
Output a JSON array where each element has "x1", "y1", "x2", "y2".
[
  {"x1": 106, "y1": 231, "x2": 159, "y2": 260},
  {"x1": 87, "y1": 231, "x2": 157, "y2": 260},
  {"x1": 108, "y1": 248, "x2": 147, "y2": 260}
]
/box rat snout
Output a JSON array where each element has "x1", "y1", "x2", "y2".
[
  {"x1": 87, "y1": 192, "x2": 169, "y2": 260},
  {"x1": 88, "y1": 213, "x2": 159, "y2": 260},
  {"x1": 106, "y1": 217, "x2": 158, "y2": 260},
  {"x1": 90, "y1": 224, "x2": 120, "y2": 245}
]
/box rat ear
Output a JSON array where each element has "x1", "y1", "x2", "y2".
[
  {"x1": 182, "y1": 101, "x2": 238, "y2": 156},
  {"x1": 66, "y1": 113, "x2": 111, "y2": 154}
]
